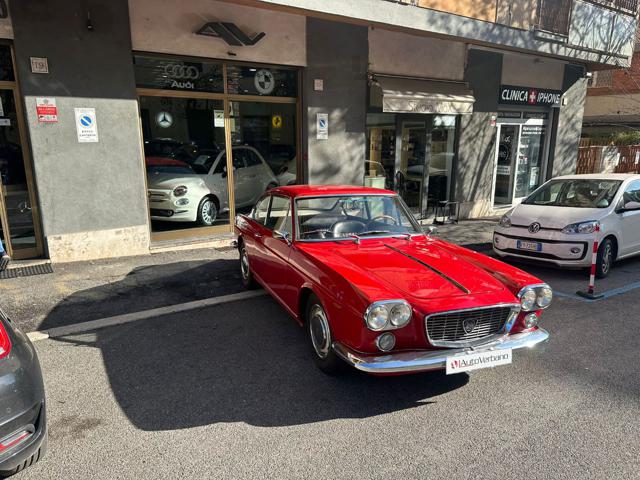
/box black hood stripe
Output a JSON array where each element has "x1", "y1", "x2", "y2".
[{"x1": 384, "y1": 244, "x2": 470, "y2": 294}]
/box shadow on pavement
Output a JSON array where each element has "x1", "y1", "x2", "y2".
[
  {"x1": 38, "y1": 259, "x2": 241, "y2": 330},
  {"x1": 44, "y1": 296, "x2": 468, "y2": 429}
]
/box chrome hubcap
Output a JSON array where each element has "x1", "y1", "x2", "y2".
[
  {"x1": 201, "y1": 199, "x2": 217, "y2": 225},
  {"x1": 309, "y1": 304, "x2": 331, "y2": 359},
  {"x1": 240, "y1": 249, "x2": 249, "y2": 280},
  {"x1": 602, "y1": 243, "x2": 612, "y2": 274}
]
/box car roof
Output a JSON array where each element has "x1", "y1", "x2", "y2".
[
  {"x1": 552, "y1": 173, "x2": 640, "y2": 181},
  {"x1": 269, "y1": 185, "x2": 397, "y2": 198}
]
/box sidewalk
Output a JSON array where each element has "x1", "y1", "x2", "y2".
[{"x1": 0, "y1": 220, "x2": 496, "y2": 334}]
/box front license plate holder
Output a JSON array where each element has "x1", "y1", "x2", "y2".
[
  {"x1": 445, "y1": 349, "x2": 512, "y2": 375},
  {"x1": 516, "y1": 240, "x2": 542, "y2": 252}
]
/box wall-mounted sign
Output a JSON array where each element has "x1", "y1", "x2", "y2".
[
  {"x1": 314, "y1": 79, "x2": 324, "y2": 91},
  {"x1": 272, "y1": 115, "x2": 282, "y2": 129},
  {"x1": 133, "y1": 55, "x2": 223, "y2": 93},
  {"x1": 214, "y1": 110, "x2": 224, "y2": 128},
  {"x1": 196, "y1": 22, "x2": 265, "y2": 46},
  {"x1": 317, "y1": 113, "x2": 328, "y2": 140},
  {"x1": 523, "y1": 112, "x2": 549, "y2": 119},
  {"x1": 499, "y1": 85, "x2": 562, "y2": 106},
  {"x1": 30, "y1": 57, "x2": 49, "y2": 74},
  {"x1": 74, "y1": 108, "x2": 99, "y2": 143},
  {"x1": 498, "y1": 111, "x2": 522, "y2": 119},
  {"x1": 36, "y1": 97, "x2": 58, "y2": 123}
]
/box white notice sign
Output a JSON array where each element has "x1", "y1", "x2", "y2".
[
  {"x1": 214, "y1": 110, "x2": 224, "y2": 128},
  {"x1": 316, "y1": 113, "x2": 328, "y2": 140},
  {"x1": 74, "y1": 108, "x2": 99, "y2": 143}
]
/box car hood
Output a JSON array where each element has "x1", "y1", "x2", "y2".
[
  {"x1": 298, "y1": 237, "x2": 507, "y2": 301},
  {"x1": 509, "y1": 203, "x2": 609, "y2": 229},
  {"x1": 147, "y1": 172, "x2": 205, "y2": 190}
]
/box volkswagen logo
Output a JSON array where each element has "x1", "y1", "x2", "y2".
[
  {"x1": 528, "y1": 222, "x2": 541, "y2": 234},
  {"x1": 462, "y1": 317, "x2": 477, "y2": 334},
  {"x1": 163, "y1": 64, "x2": 200, "y2": 80}
]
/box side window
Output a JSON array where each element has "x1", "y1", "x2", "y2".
[
  {"x1": 211, "y1": 155, "x2": 226, "y2": 175},
  {"x1": 266, "y1": 196, "x2": 292, "y2": 232},
  {"x1": 245, "y1": 149, "x2": 262, "y2": 167},
  {"x1": 623, "y1": 180, "x2": 640, "y2": 204},
  {"x1": 252, "y1": 196, "x2": 270, "y2": 225},
  {"x1": 232, "y1": 149, "x2": 246, "y2": 170}
]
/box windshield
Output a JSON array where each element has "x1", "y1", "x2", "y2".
[
  {"x1": 523, "y1": 179, "x2": 622, "y2": 209},
  {"x1": 296, "y1": 195, "x2": 422, "y2": 240}
]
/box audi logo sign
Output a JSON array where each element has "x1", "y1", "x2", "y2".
[{"x1": 163, "y1": 64, "x2": 200, "y2": 80}]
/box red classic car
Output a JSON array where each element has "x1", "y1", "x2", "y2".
[{"x1": 235, "y1": 185, "x2": 551, "y2": 375}]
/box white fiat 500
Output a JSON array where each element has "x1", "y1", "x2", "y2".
[
  {"x1": 494, "y1": 174, "x2": 640, "y2": 278},
  {"x1": 147, "y1": 145, "x2": 278, "y2": 226}
]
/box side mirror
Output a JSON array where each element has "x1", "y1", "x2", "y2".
[
  {"x1": 424, "y1": 225, "x2": 437, "y2": 235},
  {"x1": 274, "y1": 230, "x2": 292, "y2": 245},
  {"x1": 221, "y1": 166, "x2": 228, "y2": 178},
  {"x1": 622, "y1": 200, "x2": 640, "y2": 212}
]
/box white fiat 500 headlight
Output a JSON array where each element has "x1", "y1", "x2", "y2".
[
  {"x1": 518, "y1": 284, "x2": 553, "y2": 312},
  {"x1": 498, "y1": 214, "x2": 511, "y2": 228},
  {"x1": 365, "y1": 300, "x2": 412, "y2": 331},
  {"x1": 562, "y1": 220, "x2": 599, "y2": 234}
]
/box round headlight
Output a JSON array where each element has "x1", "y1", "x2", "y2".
[
  {"x1": 366, "y1": 305, "x2": 388, "y2": 331},
  {"x1": 520, "y1": 288, "x2": 537, "y2": 311},
  {"x1": 524, "y1": 313, "x2": 538, "y2": 329},
  {"x1": 536, "y1": 286, "x2": 553, "y2": 308},
  {"x1": 173, "y1": 185, "x2": 188, "y2": 197},
  {"x1": 389, "y1": 303, "x2": 412, "y2": 327},
  {"x1": 376, "y1": 333, "x2": 396, "y2": 352}
]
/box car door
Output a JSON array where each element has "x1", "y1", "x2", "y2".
[
  {"x1": 242, "y1": 195, "x2": 272, "y2": 281},
  {"x1": 231, "y1": 148, "x2": 252, "y2": 207},
  {"x1": 618, "y1": 179, "x2": 640, "y2": 256},
  {"x1": 244, "y1": 148, "x2": 272, "y2": 204},
  {"x1": 260, "y1": 195, "x2": 296, "y2": 307}
]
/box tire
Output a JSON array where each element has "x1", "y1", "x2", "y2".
[
  {"x1": 239, "y1": 242, "x2": 257, "y2": 289},
  {"x1": 595, "y1": 237, "x2": 614, "y2": 279},
  {"x1": 305, "y1": 294, "x2": 343, "y2": 374},
  {"x1": 196, "y1": 196, "x2": 218, "y2": 226}
]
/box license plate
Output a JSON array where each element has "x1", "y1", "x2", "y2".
[
  {"x1": 445, "y1": 349, "x2": 512, "y2": 375},
  {"x1": 517, "y1": 240, "x2": 542, "y2": 252}
]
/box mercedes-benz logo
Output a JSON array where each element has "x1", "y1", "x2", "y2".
[
  {"x1": 155, "y1": 111, "x2": 173, "y2": 128},
  {"x1": 528, "y1": 222, "x2": 541, "y2": 234},
  {"x1": 462, "y1": 317, "x2": 477, "y2": 334}
]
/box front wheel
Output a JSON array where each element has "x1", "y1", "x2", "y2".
[
  {"x1": 239, "y1": 243, "x2": 256, "y2": 289},
  {"x1": 196, "y1": 197, "x2": 218, "y2": 226},
  {"x1": 595, "y1": 238, "x2": 614, "y2": 279},
  {"x1": 306, "y1": 294, "x2": 343, "y2": 374}
]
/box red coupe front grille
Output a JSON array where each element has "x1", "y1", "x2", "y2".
[{"x1": 426, "y1": 306, "x2": 513, "y2": 344}]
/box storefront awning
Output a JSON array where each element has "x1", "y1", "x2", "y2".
[{"x1": 376, "y1": 77, "x2": 475, "y2": 115}]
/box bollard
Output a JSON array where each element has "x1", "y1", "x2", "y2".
[{"x1": 576, "y1": 224, "x2": 604, "y2": 300}]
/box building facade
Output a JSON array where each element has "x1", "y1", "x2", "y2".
[{"x1": 0, "y1": 0, "x2": 637, "y2": 262}]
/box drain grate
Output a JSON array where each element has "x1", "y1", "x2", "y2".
[{"x1": 0, "y1": 263, "x2": 54, "y2": 279}]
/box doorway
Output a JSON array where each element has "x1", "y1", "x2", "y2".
[{"x1": 0, "y1": 86, "x2": 43, "y2": 259}]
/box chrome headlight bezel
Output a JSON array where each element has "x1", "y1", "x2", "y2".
[
  {"x1": 518, "y1": 284, "x2": 553, "y2": 312},
  {"x1": 364, "y1": 300, "x2": 413, "y2": 331},
  {"x1": 561, "y1": 220, "x2": 599, "y2": 235},
  {"x1": 498, "y1": 214, "x2": 511, "y2": 228},
  {"x1": 173, "y1": 185, "x2": 188, "y2": 197}
]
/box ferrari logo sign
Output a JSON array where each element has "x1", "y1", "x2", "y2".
[{"x1": 272, "y1": 115, "x2": 283, "y2": 129}]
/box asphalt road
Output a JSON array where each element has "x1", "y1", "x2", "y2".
[{"x1": 17, "y1": 290, "x2": 640, "y2": 480}]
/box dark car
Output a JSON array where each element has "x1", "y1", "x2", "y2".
[{"x1": 0, "y1": 307, "x2": 46, "y2": 477}]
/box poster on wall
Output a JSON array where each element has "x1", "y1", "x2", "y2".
[
  {"x1": 317, "y1": 113, "x2": 328, "y2": 140},
  {"x1": 36, "y1": 97, "x2": 58, "y2": 123},
  {"x1": 74, "y1": 108, "x2": 99, "y2": 143}
]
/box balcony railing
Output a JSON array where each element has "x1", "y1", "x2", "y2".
[
  {"x1": 536, "y1": 0, "x2": 573, "y2": 36},
  {"x1": 586, "y1": 0, "x2": 638, "y2": 14}
]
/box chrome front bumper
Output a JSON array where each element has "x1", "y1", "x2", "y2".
[{"x1": 332, "y1": 328, "x2": 549, "y2": 374}]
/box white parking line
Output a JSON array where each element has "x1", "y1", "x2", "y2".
[
  {"x1": 554, "y1": 280, "x2": 640, "y2": 302},
  {"x1": 28, "y1": 290, "x2": 267, "y2": 341}
]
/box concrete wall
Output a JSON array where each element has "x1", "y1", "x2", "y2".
[
  {"x1": 416, "y1": 0, "x2": 496, "y2": 22},
  {"x1": 501, "y1": 51, "x2": 565, "y2": 90},
  {"x1": 304, "y1": 18, "x2": 367, "y2": 185},
  {"x1": 129, "y1": 0, "x2": 306, "y2": 66},
  {"x1": 368, "y1": 28, "x2": 465, "y2": 80},
  {"x1": 455, "y1": 49, "x2": 502, "y2": 218},
  {"x1": 11, "y1": 0, "x2": 149, "y2": 262},
  {"x1": 551, "y1": 67, "x2": 587, "y2": 178},
  {"x1": 496, "y1": 0, "x2": 536, "y2": 30}
]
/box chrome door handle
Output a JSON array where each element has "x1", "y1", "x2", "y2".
[{"x1": 254, "y1": 233, "x2": 262, "y2": 238}]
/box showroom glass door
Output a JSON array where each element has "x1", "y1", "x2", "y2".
[
  {"x1": 0, "y1": 87, "x2": 43, "y2": 259},
  {"x1": 397, "y1": 120, "x2": 429, "y2": 214}
]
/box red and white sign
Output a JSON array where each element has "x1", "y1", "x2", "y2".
[
  {"x1": 36, "y1": 97, "x2": 58, "y2": 123},
  {"x1": 446, "y1": 349, "x2": 512, "y2": 375}
]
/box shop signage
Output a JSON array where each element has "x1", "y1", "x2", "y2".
[
  {"x1": 214, "y1": 110, "x2": 224, "y2": 128},
  {"x1": 196, "y1": 22, "x2": 266, "y2": 47},
  {"x1": 155, "y1": 111, "x2": 173, "y2": 128},
  {"x1": 36, "y1": 97, "x2": 58, "y2": 123},
  {"x1": 74, "y1": 108, "x2": 99, "y2": 143},
  {"x1": 499, "y1": 85, "x2": 562, "y2": 106},
  {"x1": 30, "y1": 57, "x2": 49, "y2": 74},
  {"x1": 254, "y1": 69, "x2": 275, "y2": 95}
]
